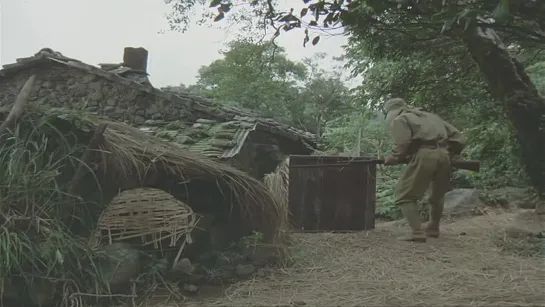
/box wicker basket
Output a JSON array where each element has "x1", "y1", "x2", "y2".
[{"x1": 95, "y1": 188, "x2": 196, "y2": 249}]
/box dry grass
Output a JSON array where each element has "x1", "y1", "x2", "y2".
[
  {"x1": 176, "y1": 209, "x2": 545, "y2": 307},
  {"x1": 264, "y1": 157, "x2": 290, "y2": 240},
  {"x1": 0, "y1": 106, "x2": 288, "y2": 305},
  {"x1": 26, "y1": 108, "x2": 285, "y2": 243},
  {"x1": 98, "y1": 120, "x2": 283, "y2": 242}
]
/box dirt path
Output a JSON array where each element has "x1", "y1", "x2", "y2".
[{"x1": 161, "y1": 210, "x2": 545, "y2": 307}]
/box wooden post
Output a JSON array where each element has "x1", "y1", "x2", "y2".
[{"x1": 0, "y1": 75, "x2": 36, "y2": 138}]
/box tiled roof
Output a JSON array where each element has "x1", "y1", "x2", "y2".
[
  {"x1": 138, "y1": 117, "x2": 258, "y2": 158},
  {"x1": 0, "y1": 48, "x2": 317, "y2": 157}
]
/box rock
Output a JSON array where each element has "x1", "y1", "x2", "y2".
[
  {"x1": 106, "y1": 98, "x2": 117, "y2": 106},
  {"x1": 235, "y1": 264, "x2": 255, "y2": 277},
  {"x1": 42, "y1": 80, "x2": 54, "y2": 88},
  {"x1": 215, "y1": 254, "x2": 231, "y2": 267},
  {"x1": 242, "y1": 244, "x2": 281, "y2": 266},
  {"x1": 256, "y1": 269, "x2": 267, "y2": 277},
  {"x1": 182, "y1": 284, "x2": 199, "y2": 293},
  {"x1": 82, "y1": 74, "x2": 97, "y2": 83},
  {"x1": 134, "y1": 115, "x2": 146, "y2": 125},
  {"x1": 88, "y1": 82, "x2": 102, "y2": 92},
  {"x1": 443, "y1": 188, "x2": 485, "y2": 217},
  {"x1": 220, "y1": 267, "x2": 236, "y2": 279},
  {"x1": 96, "y1": 243, "x2": 141, "y2": 290},
  {"x1": 173, "y1": 258, "x2": 195, "y2": 274},
  {"x1": 148, "y1": 103, "x2": 160, "y2": 114},
  {"x1": 151, "y1": 113, "x2": 163, "y2": 120},
  {"x1": 144, "y1": 119, "x2": 166, "y2": 126},
  {"x1": 486, "y1": 187, "x2": 536, "y2": 209},
  {"x1": 104, "y1": 106, "x2": 115, "y2": 112},
  {"x1": 87, "y1": 99, "x2": 98, "y2": 107},
  {"x1": 90, "y1": 91, "x2": 103, "y2": 101},
  {"x1": 223, "y1": 251, "x2": 246, "y2": 265},
  {"x1": 208, "y1": 276, "x2": 223, "y2": 285}
]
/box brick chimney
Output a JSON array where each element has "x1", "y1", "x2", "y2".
[
  {"x1": 123, "y1": 47, "x2": 148, "y2": 72},
  {"x1": 121, "y1": 47, "x2": 151, "y2": 86}
]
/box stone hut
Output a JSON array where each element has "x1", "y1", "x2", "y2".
[{"x1": 0, "y1": 47, "x2": 317, "y2": 179}]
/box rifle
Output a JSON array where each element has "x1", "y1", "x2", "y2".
[{"x1": 289, "y1": 157, "x2": 480, "y2": 172}]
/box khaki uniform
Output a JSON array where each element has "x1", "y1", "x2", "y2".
[{"x1": 384, "y1": 98, "x2": 467, "y2": 242}]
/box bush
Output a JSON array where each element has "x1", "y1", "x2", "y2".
[{"x1": 0, "y1": 109, "x2": 112, "y2": 306}]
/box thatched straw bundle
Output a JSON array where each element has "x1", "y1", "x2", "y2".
[
  {"x1": 95, "y1": 188, "x2": 197, "y2": 249},
  {"x1": 264, "y1": 157, "x2": 290, "y2": 238},
  {"x1": 0, "y1": 104, "x2": 285, "y2": 243},
  {"x1": 93, "y1": 116, "x2": 283, "y2": 242}
]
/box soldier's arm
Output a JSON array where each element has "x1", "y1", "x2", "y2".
[
  {"x1": 444, "y1": 121, "x2": 467, "y2": 155},
  {"x1": 389, "y1": 116, "x2": 413, "y2": 162}
]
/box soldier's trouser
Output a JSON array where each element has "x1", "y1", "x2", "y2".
[{"x1": 394, "y1": 147, "x2": 451, "y2": 230}]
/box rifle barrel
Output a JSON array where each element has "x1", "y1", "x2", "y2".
[{"x1": 289, "y1": 159, "x2": 384, "y2": 169}]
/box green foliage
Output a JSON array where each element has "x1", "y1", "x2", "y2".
[
  {"x1": 0, "y1": 108, "x2": 113, "y2": 304},
  {"x1": 528, "y1": 61, "x2": 545, "y2": 97},
  {"x1": 192, "y1": 39, "x2": 353, "y2": 136},
  {"x1": 195, "y1": 39, "x2": 307, "y2": 119},
  {"x1": 164, "y1": 0, "x2": 545, "y2": 218}
]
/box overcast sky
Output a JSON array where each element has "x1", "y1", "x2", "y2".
[{"x1": 1, "y1": 0, "x2": 349, "y2": 88}]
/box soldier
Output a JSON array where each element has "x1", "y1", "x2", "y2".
[{"x1": 383, "y1": 98, "x2": 467, "y2": 242}]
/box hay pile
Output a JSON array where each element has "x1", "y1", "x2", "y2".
[
  {"x1": 184, "y1": 209, "x2": 545, "y2": 307},
  {"x1": 96, "y1": 118, "x2": 282, "y2": 237},
  {"x1": 0, "y1": 103, "x2": 284, "y2": 306},
  {"x1": 264, "y1": 157, "x2": 289, "y2": 235}
]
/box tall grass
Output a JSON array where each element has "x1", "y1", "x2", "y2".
[{"x1": 0, "y1": 108, "x2": 110, "y2": 306}]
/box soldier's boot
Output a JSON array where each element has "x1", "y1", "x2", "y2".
[
  {"x1": 398, "y1": 203, "x2": 426, "y2": 243},
  {"x1": 423, "y1": 202, "x2": 444, "y2": 238}
]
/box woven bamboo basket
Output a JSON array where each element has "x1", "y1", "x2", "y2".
[{"x1": 95, "y1": 188, "x2": 197, "y2": 250}]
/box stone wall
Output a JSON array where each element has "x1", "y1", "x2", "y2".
[
  {"x1": 0, "y1": 61, "x2": 315, "y2": 162},
  {"x1": 0, "y1": 63, "x2": 217, "y2": 125}
]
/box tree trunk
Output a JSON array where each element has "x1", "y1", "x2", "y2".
[{"x1": 463, "y1": 26, "x2": 545, "y2": 213}]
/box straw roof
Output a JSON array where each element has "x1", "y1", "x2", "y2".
[{"x1": 5, "y1": 106, "x2": 285, "y2": 243}]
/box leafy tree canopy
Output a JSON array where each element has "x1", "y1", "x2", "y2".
[{"x1": 184, "y1": 39, "x2": 354, "y2": 137}]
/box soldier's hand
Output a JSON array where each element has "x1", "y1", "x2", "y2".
[
  {"x1": 384, "y1": 155, "x2": 398, "y2": 165},
  {"x1": 450, "y1": 155, "x2": 462, "y2": 163}
]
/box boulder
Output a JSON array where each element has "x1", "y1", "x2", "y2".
[
  {"x1": 235, "y1": 264, "x2": 256, "y2": 278},
  {"x1": 172, "y1": 258, "x2": 195, "y2": 274},
  {"x1": 96, "y1": 243, "x2": 141, "y2": 291},
  {"x1": 443, "y1": 188, "x2": 485, "y2": 217},
  {"x1": 241, "y1": 244, "x2": 282, "y2": 266}
]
